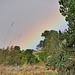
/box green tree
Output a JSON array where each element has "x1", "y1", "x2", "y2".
[
  {"x1": 45, "y1": 0, "x2": 75, "y2": 75},
  {"x1": 21, "y1": 49, "x2": 39, "y2": 64},
  {"x1": 59, "y1": 0, "x2": 75, "y2": 47},
  {"x1": 41, "y1": 30, "x2": 61, "y2": 55}
]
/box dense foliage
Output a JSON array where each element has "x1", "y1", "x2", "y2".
[
  {"x1": 59, "y1": 0, "x2": 75, "y2": 47},
  {"x1": 42, "y1": 0, "x2": 75, "y2": 75},
  {"x1": 0, "y1": 46, "x2": 39, "y2": 66}
]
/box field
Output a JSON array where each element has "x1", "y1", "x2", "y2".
[{"x1": 0, "y1": 65, "x2": 58, "y2": 75}]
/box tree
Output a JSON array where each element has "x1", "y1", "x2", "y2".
[
  {"x1": 59, "y1": 0, "x2": 75, "y2": 47},
  {"x1": 14, "y1": 46, "x2": 20, "y2": 50},
  {"x1": 41, "y1": 30, "x2": 61, "y2": 55},
  {"x1": 58, "y1": 0, "x2": 75, "y2": 74},
  {"x1": 21, "y1": 49, "x2": 39, "y2": 64},
  {"x1": 37, "y1": 40, "x2": 45, "y2": 50},
  {"x1": 44, "y1": 0, "x2": 75, "y2": 75}
]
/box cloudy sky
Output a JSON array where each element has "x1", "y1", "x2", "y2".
[{"x1": 0, "y1": 0, "x2": 67, "y2": 50}]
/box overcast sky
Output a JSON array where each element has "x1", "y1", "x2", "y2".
[{"x1": 0, "y1": 0, "x2": 67, "y2": 50}]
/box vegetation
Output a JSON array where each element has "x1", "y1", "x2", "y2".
[
  {"x1": 43, "y1": 0, "x2": 75, "y2": 75},
  {"x1": 0, "y1": 0, "x2": 75, "y2": 75},
  {"x1": 0, "y1": 72, "x2": 58, "y2": 75},
  {"x1": 0, "y1": 46, "x2": 39, "y2": 66}
]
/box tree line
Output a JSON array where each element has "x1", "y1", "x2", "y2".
[{"x1": 0, "y1": 46, "x2": 39, "y2": 66}]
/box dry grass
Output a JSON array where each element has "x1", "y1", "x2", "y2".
[{"x1": 0, "y1": 65, "x2": 58, "y2": 75}]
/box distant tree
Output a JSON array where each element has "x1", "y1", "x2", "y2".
[
  {"x1": 21, "y1": 49, "x2": 39, "y2": 64},
  {"x1": 41, "y1": 30, "x2": 61, "y2": 55},
  {"x1": 25, "y1": 49, "x2": 34, "y2": 54},
  {"x1": 14, "y1": 46, "x2": 20, "y2": 50},
  {"x1": 37, "y1": 40, "x2": 45, "y2": 50}
]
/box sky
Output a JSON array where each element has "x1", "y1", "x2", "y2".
[{"x1": 0, "y1": 0, "x2": 68, "y2": 50}]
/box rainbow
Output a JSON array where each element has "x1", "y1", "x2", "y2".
[{"x1": 20, "y1": 12, "x2": 68, "y2": 50}]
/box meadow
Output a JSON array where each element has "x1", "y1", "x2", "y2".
[{"x1": 0, "y1": 65, "x2": 58, "y2": 75}]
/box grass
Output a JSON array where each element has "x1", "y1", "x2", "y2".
[
  {"x1": 0, "y1": 65, "x2": 58, "y2": 75},
  {"x1": 1, "y1": 71, "x2": 58, "y2": 75}
]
